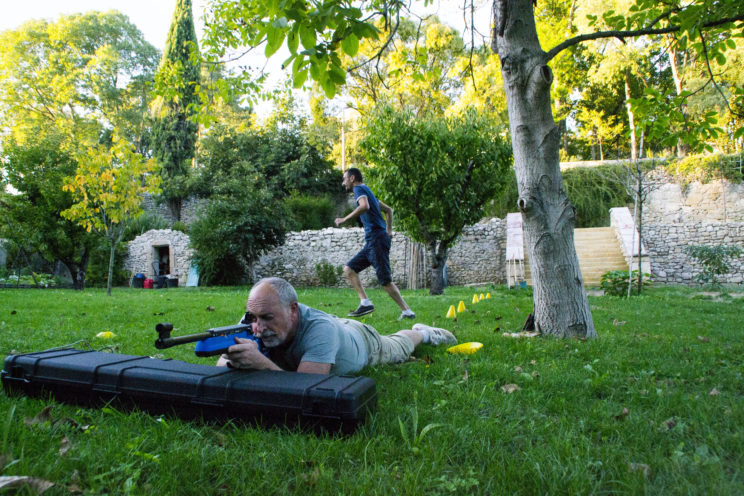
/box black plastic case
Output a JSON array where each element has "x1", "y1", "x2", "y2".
[{"x1": 2, "y1": 348, "x2": 376, "y2": 433}]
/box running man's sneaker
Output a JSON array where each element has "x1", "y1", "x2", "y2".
[
  {"x1": 348, "y1": 304, "x2": 375, "y2": 317},
  {"x1": 412, "y1": 323, "x2": 457, "y2": 345},
  {"x1": 397, "y1": 310, "x2": 416, "y2": 320}
]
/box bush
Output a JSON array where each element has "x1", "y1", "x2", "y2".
[
  {"x1": 600, "y1": 269, "x2": 652, "y2": 296},
  {"x1": 315, "y1": 260, "x2": 343, "y2": 286},
  {"x1": 171, "y1": 221, "x2": 189, "y2": 234},
  {"x1": 190, "y1": 189, "x2": 288, "y2": 286},
  {"x1": 123, "y1": 211, "x2": 170, "y2": 242},
  {"x1": 684, "y1": 244, "x2": 743, "y2": 288},
  {"x1": 286, "y1": 194, "x2": 337, "y2": 231},
  {"x1": 86, "y1": 240, "x2": 130, "y2": 288}
]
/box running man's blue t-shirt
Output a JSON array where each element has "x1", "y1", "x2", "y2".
[{"x1": 353, "y1": 184, "x2": 387, "y2": 240}]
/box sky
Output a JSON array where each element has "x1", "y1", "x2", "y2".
[{"x1": 0, "y1": 0, "x2": 492, "y2": 117}]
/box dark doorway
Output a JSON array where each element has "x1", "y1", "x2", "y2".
[{"x1": 155, "y1": 246, "x2": 170, "y2": 276}]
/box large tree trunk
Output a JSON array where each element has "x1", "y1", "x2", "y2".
[
  {"x1": 492, "y1": 0, "x2": 596, "y2": 338},
  {"x1": 427, "y1": 241, "x2": 448, "y2": 295}
]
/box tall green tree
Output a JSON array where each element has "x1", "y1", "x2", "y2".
[
  {"x1": 361, "y1": 107, "x2": 512, "y2": 294},
  {"x1": 0, "y1": 11, "x2": 159, "y2": 289},
  {"x1": 1, "y1": 138, "x2": 98, "y2": 289},
  {"x1": 200, "y1": 0, "x2": 744, "y2": 338},
  {"x1": 151, "y1": 0, "x2": 201, "y2": 221}
]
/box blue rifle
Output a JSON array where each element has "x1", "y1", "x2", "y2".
[{"x1": 155, "y1": 314, "x2": 266, "y2": 357}]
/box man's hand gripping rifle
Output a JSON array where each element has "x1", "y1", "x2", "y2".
[{"x1": 154, "y1": 312, "x2": 266, "y2": 357}]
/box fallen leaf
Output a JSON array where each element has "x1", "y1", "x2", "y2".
[
  {"x1": 494, "y1": 315, "x2": 502, "y2": 320},
  {"x1": 67, "y1": 484, "x2": 83, "y2": 494},
  {"x1": 531, "y1": 371, "x2": 539, "y2": 377},
  {"x1": 697, "y1": 377, "x2": 706, "y2": 383},
  {"x1": 474, "y1": 320, "x2": 480, "y2": 325},
  {"x1": 613, "y1": 319, "x2": 626, "y2": 326},
  {"x1": 462, "y1": 369, "x2": 469, "y2": 382},
  {"x1": 513, "y1": 366, "x2": 523, "y2": 372},
  {"x1": 709, "y1": 388, "x2": 720, "y2": 396},
  {"x1": 0, "y1": 476, "x2": 54, "y2": 493},
  {"x1": 530, "y1": 360, "x2": 536, "y2": 365},
  {"x1": 501, "y1": 384, "x2": 521, "y2": 394},
  {"x1": 628, "y1": 463, "x2": 650, "y2": 478},
  {"x1": 24, "y1": 405, "x2": 53, "y2": 426},
  {"x1": 514, "y1": 307, "x2": 520, "y2": 312},
  {"x1": 492, "y1": 326, "x2": 501, "y2": 333},
  {"x1": 615, "y1": 407, "x2": 630, "y2": 421},
  {"x1": 206, "y1": 306, "x2": 215, "y2": 311},
  {"x1": 697, "y1": 335, "x2": 710, "y2": 342},
  {"x1": 10, "y1": 310, "x2": 17, "y2": 315},
  {"x1": 152, "y1": 312, "x2": 164, "y2": 316},
  {"x1": 59, "y1": 436, "x2": 72, "y2": 456},
  {"x1": 423, "y1": 354, "x2": 433, "y2": 366}
]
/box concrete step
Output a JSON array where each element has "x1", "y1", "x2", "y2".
[{"x1": 519, "y1": 227, "x2": 629, "y2": 287}]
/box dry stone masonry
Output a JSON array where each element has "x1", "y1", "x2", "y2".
[
  {"x1": 253, "y1": 218, "x2": 506, "y2": 288},
  {"x1": 124, "y1": 229, "x2": 193, "y2": 286}
]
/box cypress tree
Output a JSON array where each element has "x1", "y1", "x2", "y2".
[{"x1": 152, "y1": 0, "x2": 200, "y2": 221}]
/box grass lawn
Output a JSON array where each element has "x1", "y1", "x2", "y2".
[{"x1": 1, "y1": 284, "x2": 743, "y2": 494}]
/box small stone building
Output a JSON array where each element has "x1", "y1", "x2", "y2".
[{"x1": 124, "y1": 229, "x2": 193, "y2": 286}]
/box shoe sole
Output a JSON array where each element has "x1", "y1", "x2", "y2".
[{"x1": 348, "y1": 308, "x2": 374, "y2": 317}]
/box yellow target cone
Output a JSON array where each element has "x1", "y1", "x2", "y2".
[
  {"x1": 472, "y1": 294, "x2": 479, "y2": 304},
  {"x1": 479, "y1": 293, "x2": 485, "y2": 301},
  {"x1": 485, "y1": 293, "x2": 491, "y2": 299},
  {"x1": 446, "y1": 305, "x2": 457, "y2": 318},
  {"x1": 457, "y1": 301, "x2": 466, "y2": 313},
  {"x1": 96, "y1": 331, "x2": 115, "y2": 339}
]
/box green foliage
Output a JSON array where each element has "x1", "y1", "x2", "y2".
[
  {"x1": 362, "y1": 107, "x2": 512, "y2": 244},
  {"x1": 86, "y1": 240, "x2": 130, "y2": 288},
  {"x1": 171, "y1": 221, "x2": 189, "y2": 234},
  {"x1": 286, "y1": 194, "x2": 337, "y2": 231},
  {"x1": 0, "y1": 138, "x2": 98, "y2": 289},
  {"x1": 563, "y1": 165, "x2": 632, "y2": 227},
  {"x1": 0, "y1": 11, "x2": 158, "y2": 150},
  {"x1": 189, "y1": 189, "x2": 288, "y2": 286},
  {"x1": 315, "y1": 260, "x2": 343, "y2": 287},
  {"x1": 151, "y1": 0, "x2": 201, "y2": 220},
  {"x1": 600, "y1": 269, "x2": 653, "y2": 296},
  {"x1": 667, "y1": 153, "x2": 744, "y2": 185},
  {"x1": 685, "y1": 244, "x2": 743, "y2": 288},
  {"x1": 122, "y1": 212, "x2": 171, "y2": 242}
]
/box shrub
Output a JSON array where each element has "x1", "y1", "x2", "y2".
[
  {"x1": 171, "y1": 221, "x2": 189, "y2": 234},
  {"x1": 123, "y1": 211, "x2": 169, "y2": 242},
  {"x1": 315, "y1": 260, "x2": 343, "y2": 286},
  {"x1": 600, "y1": 269, "x2": 652, "y2": 296},
  {"x1": 190, "y1": 189, "x2": 288, "y2": 286},
  {"x1": 684, "y1": 244, "x2": 743, "y2": 289},
  {"x1": 286, "y1": 194, "x2": 337, "y2": 231},
  {"x1": 86, "y1": 240, "x2": 129, "y2": 288}
]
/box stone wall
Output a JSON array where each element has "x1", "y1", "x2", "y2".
[
  {"x1": 643, "y1": 223, "x2": 744, "y2": 284},
  {"x1": 254, "y1": 219, "x2": 506, "y2": 288},
  {"x1": 140, "y1": 193, "x2": 205, "y2": 225},
  {"x1": 124, "y1": 229, "x2": 193, "y2": 286},
  {"x1": 643, "y1": 179, "x2": 744, "y2": 224}
]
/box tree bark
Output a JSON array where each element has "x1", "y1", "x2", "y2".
[
  {"x1": 625, "y1": 72, "x2": 637, "y2": 161},
  {"x1": 427, "y1": 241, "x2": 448, "y2": 295},
  {"x1": 492, "y1": 0, "x2": 596, "y2": 338}
]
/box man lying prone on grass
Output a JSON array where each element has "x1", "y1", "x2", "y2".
[{"x1": 216, "y1": 277, "x2": 456, "y2": 375}]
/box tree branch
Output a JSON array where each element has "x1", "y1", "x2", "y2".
[{"x1": 545, "y1": 14, "x2": 744, "y2": 63}]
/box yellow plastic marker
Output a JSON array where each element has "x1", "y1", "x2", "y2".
[
  {"x1": 485, "y1": 293, "x2": 491, "y2": 299},
  {"x1": 447, "y1": 342, "x2": 483, "y2": 354},
  {"x1": 446, "y1": 305, "x2": 457, "y2": 318},
  {"x1": 479, "y1": 293, "x2": 485, "y2": 301},
  {"x1": 96, "y1": 331, "x2": 115, "y2": 339},
  {"x1": 472, "y1": 294, "x2": 479, "y2": 304},
  {"x1": 457, "y1": 301, "x2": 466, "y2": 313}
]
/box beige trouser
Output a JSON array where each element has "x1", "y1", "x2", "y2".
[{"x1": 340, "y1": 319, "x2": 415, "y2": 366}]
